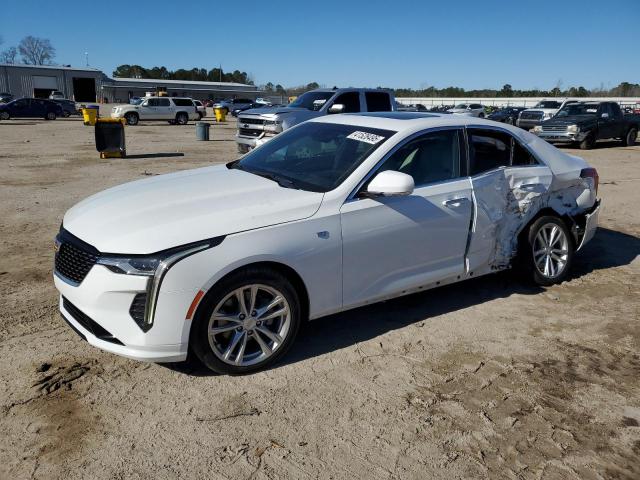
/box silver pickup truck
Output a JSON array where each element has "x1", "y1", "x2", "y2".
[{"x1": 235, "y1": 88, "x2": 396, "y2": 153}]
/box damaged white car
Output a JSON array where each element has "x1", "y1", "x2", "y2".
[{"x1": 54, "y1": 112, "x2": 600, "y2": 374}]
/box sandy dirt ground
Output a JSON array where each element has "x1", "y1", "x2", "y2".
[{"x1": 1, "y1": 110, "x2": 639, "y2": 480}]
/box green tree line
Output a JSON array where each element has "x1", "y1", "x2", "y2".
[{"x1": 112, "y1": 64, "x2": 253, "y2": 85}]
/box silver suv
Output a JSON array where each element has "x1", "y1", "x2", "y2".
[
  {"x1": 236, "y1": 88, "x2": 396, "y2": 153},
  {"x1": 111, "y1": 97, "x2": 198, "y2": 126}
]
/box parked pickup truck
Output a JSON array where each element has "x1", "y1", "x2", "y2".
[
  {"x1": 517, "y1": 99, "x2": 578, "y2": 130},
  {"x1": 235, "y1": 88, "x2": 396, "y2": 153},
  {"x1": 111, "y1": 97, "x2": 198, "y2": 126},
  {"x1": 532, "y1": 101, "x2": 639, "y2": 149}
]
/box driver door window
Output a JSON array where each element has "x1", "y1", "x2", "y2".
[
  {"x1": 374, "y1": 129, "x2": 464, "y2": 187},
  {"x1": 332, "y1": 92, "x2": 361, "y2": 113}
]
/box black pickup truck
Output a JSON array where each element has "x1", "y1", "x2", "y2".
[{"x1": 533, "y1": 101, "x2": 639, "y2": 149}]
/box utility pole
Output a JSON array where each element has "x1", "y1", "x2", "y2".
[
  {"x1": 85, "y1": 51, "x2": 89, "y2": 66},
  {"x1": 219, "y1": 63, "x2": 222, "y2": 82}
]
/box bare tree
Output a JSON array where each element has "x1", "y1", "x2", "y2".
[
  {"x1": 1, "y1": 47, "x2": 17, "y2": 64},
  {"x1": 18, "y1": 36, "x2": 55, "y2": 65}
]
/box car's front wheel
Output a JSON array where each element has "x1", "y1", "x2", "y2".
[
  {"x1": 46, "y1": 111, "x2": 57, "y2": 120},
  {"x1": 125, "y1": 112, "x2": 139, "y2": 126},
  {"x1": 521, "y1": 216, "x2": 574, "y2": 286},
  {"x1": 0, "y1": 111, "x2": 9, "y2": 120},
  {"x1": 579, "y1": 132, "x2": 596, "y2": 150},
  {"x1": 191, "y1": 267, "x2": 302, "y2": 374}
]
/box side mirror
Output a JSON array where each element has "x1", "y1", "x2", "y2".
[
  {"x1": 601, "y1": 112, "x2": 609, "y2": 119},
  {"x1": 366, "y1": 171, "x2": 414, "y2": 197},
  {"x1": 328, "y1": 103, "x2": 344, "y2": 114}
]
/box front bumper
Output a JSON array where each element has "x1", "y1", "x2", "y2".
[
  {"x1": 534, "y1": 130, "x2": 589, "y2": 143},
  {"x1": 517, "y1": 118, "x2": 543, "y2": 130},
  {"x1": 54, "y1": 264, "x2": 192, "y2": 363}
]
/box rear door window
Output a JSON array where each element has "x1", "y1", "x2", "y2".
[
  {"x1": 365, "y1": 92, "x2": 392, "y2": 112},
  {"x1": 511, "y1": 138, "x2": 539, "y2": 166},
  {"x1": 468, "y1": 129, "x2": 512, "y2": 175},
  {"x1": 172, "y1": 98, "x2": 193, "y2": 106},
  {"x1": 158, "y1": 98, "x2": 171, "y2": 107}
]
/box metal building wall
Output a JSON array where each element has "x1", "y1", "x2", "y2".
[{"x1": 0, "y1": 65, "x2": 103, "y2": 101}]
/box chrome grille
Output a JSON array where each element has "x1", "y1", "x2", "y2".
[
  {"x1": 238, "y1": 117, "x2": 265, "y2": 125},
  {"x1": 238, "y1": 128, "x2": 262, "y2": 137},
  {"x1": 541, "y1": 125, "x2": 569, "y2": 133},
  {"x1": 520, "y1": 111, "x2": 543, "y2": 120}
]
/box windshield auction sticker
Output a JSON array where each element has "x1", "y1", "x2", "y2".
[{"x1": 347, "y1": 131, "x2": 385, "y2": 145}]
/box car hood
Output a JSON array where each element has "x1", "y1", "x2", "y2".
[
  {"x1": 544, "y1": 114, "x2": 597, "y2": 126},
  {"x1": 240, "y1": 106, "x2": 311, "y2": 116},
  {"x1": 63, "y1": 164, "x2": 324, "y2": 254}
]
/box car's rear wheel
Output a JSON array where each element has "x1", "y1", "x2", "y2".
[
  {"x1": 623, "y1": 127, "x2": 637, "y2": 146},
  {"x1": 237, "y1": 143, "x2": 250, "y2": 154},
  {"x1": 520, "y1": 216, "x2": 574, "y2": 286},
  {"x1": 191, "y1": 267, "x2": 302, "y2": 375},
  {"x1": 0, "y1": 111, "x2": 9, "y2": 120},
  {"x1": 46, "y1": 111, "x2": 57, "y2": 120},
  {"x1": 176, "y1": 112, "x2": 188, "y2": 125},
  {"x1": 579, "y1": 132, "x2": 596, "y2": 150},
  {"x1": 63, "y1": 110, "x2": 71, "y2": 118},
  {"x1": 125, "y1": 112, "x2": 139, "y2": 126},
  {"x1": 197, "y1": 112, "x2": 204, "y2": 120}
]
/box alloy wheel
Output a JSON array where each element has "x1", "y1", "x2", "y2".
[
  {"x1": 533, "y1": 223, "x2": 569, "y2": 278},
  {"x1": 207, "y1": 284, "x2": 291, "y2": 366}
]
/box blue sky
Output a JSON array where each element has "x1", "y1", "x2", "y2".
[{"x1": 1, "y1": 0, "x2": 638, "y2": 90}]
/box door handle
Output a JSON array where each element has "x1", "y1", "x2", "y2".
[{"x1": 442, "y1": 197, "x2": 469, "y2": 207}]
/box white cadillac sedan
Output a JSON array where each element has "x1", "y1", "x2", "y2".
[{"x1": 54, "y1": 112, "x2": 600, "y2": 374}]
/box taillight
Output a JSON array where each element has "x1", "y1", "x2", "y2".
[{"x1": 580, "y1": 167, "x2": 599, "y2": 195}]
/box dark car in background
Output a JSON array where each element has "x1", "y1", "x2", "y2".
[
  {"x1": 52, "y1": 98, "x2": 80, "y2": 117},
  {"x1": 0, "y1": 97, "x2": 64, "y2": 120},
  {"x1": 532, "y1": 101, "x2": 639, "y2": 149},
  {"x1": 0, "y1": 92, "x2": 14, "y2": 103},
  {"x1": 231, "y1": 102, "x2": 270, "y2": 117},
  {"x1": 488, "y1": 106, "x2": 526, "y2": 125}
]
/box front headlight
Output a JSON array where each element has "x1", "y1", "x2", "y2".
[
  {"x1": 532, "y1": 125, "x2": 543, "y2": 133},
  {"x1": 567, "y1": 124, "x2": 580, "y2": 133},
  {"x1": 543, "y1": 112, "x2": 553, "y2": 120},
  {"x1": 264, "y1": 119, "x2": 283, "y2": 133},
  {"x1": 97, "y1": 237, "x2": 224, "y2": 331}
]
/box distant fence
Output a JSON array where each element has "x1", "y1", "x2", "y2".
[{"x1": 395, "y1": 97, "x2": 640, "y2": 108}]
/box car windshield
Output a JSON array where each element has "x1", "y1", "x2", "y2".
[
  {"x1": 229, "y1": 122, "x2": 395, "y2": 192},
  {"x1": 287, "y1": 91, "x2": 335, "y2": 111},
  {"x1": 556, "y1": 103, "x2": 599, "y2": 116},
  {"x1": 454, "y1": 104, "x2": 469, "y2": 109},
  {"x1": 535, "y1": 101, "x2": 561, "y2": 109}
]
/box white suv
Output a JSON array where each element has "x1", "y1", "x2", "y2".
[{"x1": 111, "y1": 97, "x2": 198, "y2": 126}]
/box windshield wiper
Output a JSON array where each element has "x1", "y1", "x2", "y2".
[{"x1": 253, "y1": 171, "x2": 300, "y2": 189}]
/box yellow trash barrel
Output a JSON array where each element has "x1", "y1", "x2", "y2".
[
  {"x1": 214, "y1": 107, "x2": 226, "y2": 122},
  {"x1": 82, "y1": 106, "x2": 99, "y2": 126}
]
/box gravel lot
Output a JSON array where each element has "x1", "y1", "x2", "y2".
[{"x1": 1, "y1": 111, "x2": 639, "y2": 479}]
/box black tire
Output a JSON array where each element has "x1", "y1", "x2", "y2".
[
  {"x1": 0, "y1": 111, "x2": 9, "y2": 120},
  {"x1": 63, "y1": 110, "x2": 71, "y2": 118},
  {"x1": 46, "y1": 111, "x2": 57, "y2": 120},
  {"x1": 125, "y1": 112, "x2": 139, "y2": 126},
  {"x1": 237, "y1": 143, "x2": 250, "y2": 154},
  {"x1": 197, "y1": 112, "x2": 204, "y2": 121},
  {"x1": 579, "y1": 132, "x2": 596, "y2": 150},
  {"x1": 479, "y1": 112, "x2": 485, "y2": 118},
  {"x1": 623, "y1": 127, "x2": 637, "y2": 146},
  {"x1": 175, "y1": 112, "x2": 188, "y2": 125},
  {"x1": 519, "y1": 216, "x2": 574, "y2": 286},
  {"x1": 191, "y1": 267, "x2": 302, "y2": 375}
]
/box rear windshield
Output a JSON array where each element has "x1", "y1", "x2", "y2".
[{"x1": 229, "y1": 122, "x2": 395, "y2": 192}]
